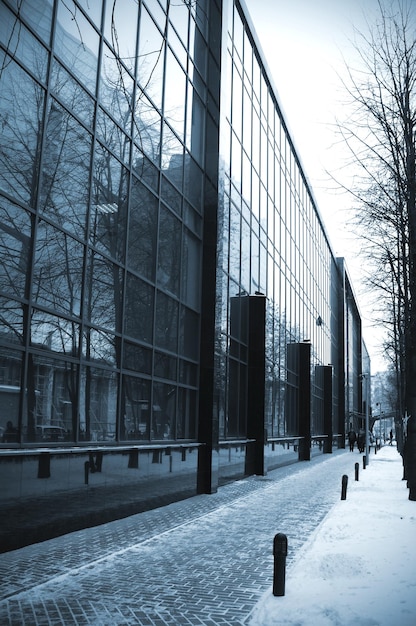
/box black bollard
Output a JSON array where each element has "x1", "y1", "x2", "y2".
[
  {"x1": 84, "y1": 460, "x2": 90, "y2": 485},
  {"x1": 341, "y1": 474, "x2": 348, "y2": 500},
  {"x1": 355, "y1": 462, "x2": 359, "y2": 481},
  {"x1": 273, "y1": 533, "x2": 288, "y2": 596},
  {"x1": 363, "y1": 455, "x2": 367, "y2": 470}
]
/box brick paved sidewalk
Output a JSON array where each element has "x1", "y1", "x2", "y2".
[{"x1": 0, "y1": 449, "x2": 363, "y2": 626}]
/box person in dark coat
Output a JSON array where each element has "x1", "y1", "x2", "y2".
[
  {"x1": 347, "y1": 429, "x2": 356, "y2": 452},
  {"x1": 357, "y1": 429, "x2": 365, "y2": 453}
]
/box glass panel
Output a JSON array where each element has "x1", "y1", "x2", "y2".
[
  {"x1": 232, "y1": 66, "x2": 242, "y2": 139},
  {"x1": 55, "y1": 0, "x2": 99, "y2": 94},
  {"x1": 84, "y1": 328, "x2": 117, "y2": 366},
  {"x1": 161, "y1": 174, "x2": 182, "y2": 215},
  {"x1": 125, "y1": 273, "x2": 154, "y2": 343},
  {"x1": 0, "y1": 296, "x2": 24, "y2": 345},
  {"x1": 177, "y1": 387, "x2": 196, "y2": 439},
  {"x1": 190, "y1": 15, "x2": 207, "y2": 74},
  {"x1": 31, "y1": 309, "x2": 80, "y2": 355},
  {"x1": 231, "y1": 131, "x2": 241, "y2": 192},
  {"x1": 96, "y1": 106, "x2": 131, "y2": 165},
  {"x1": 178, "y1": 359, "x2": 197, "y2": 386},
  {"x1": 185, "y1": 82, "x2": 205, "y2": 166},
  {"x1": 154, "y1": 350, "x2": 177, "y2": 380},
  {"x1": 127, "y1": 177, "x2": 158, "y2": 280},
  {"x1": 76, "y1": 0, "x2": 103, "y2": 28},
  {"x1": 183, "y1": 154, "x2": 203, "y2": 210},
  {"x1": 104, "y1": 0, "x2": 137, "y2": 73},
  {"x1": 241, "y1": 218, "x2": 250, "y2": 291},
  {"x1": 22, "y1": 353, "x2": 78, "y2": 443},
  {"x1": 155, "y1": 291, "x2": 178, "y2": 351},
  {"x1": 100, "y1": 43, "x2": 133, "y2": 129},
  {"x1": 121, "y1": 375, "x2": 151, "y2": 440},
  {"x1": 0, "y1": 198, "x2": 32, "y2": 300},
  {"x1": 40, "y1": 100, "x2": 91, "y2": 237},
  {"x1": 0, "y1": 348, "x2": 22, "y2": 441},
  {"x1": 50, "y1": 60, "x2": 94, "y2": 128},
  {"x1": 138, "y1": 6, "x2": 165, "y2": 111},
  {"x1": 91, "y1": 144, "x2": 128, "y2": 261},
  {"x1": 133, "y1": 93, "x2": 161, "y2": 165},
  {"x1": 181, "y1": 229, "x2": 201, "y2": 310},
  {"x1": 4, "y1": 0, "x2": 53, "y2": 45},
  {"x1": 80, "y1": 366, "x2": 117, "y2": 442},
  {"x1": 152, "y1": 380, "x2": 176, "y2": 439},
  {"x1": 168, "y1": 0, "x2": 189, "y2": 47},
  {"x1": 158, "y1": 205, "x2": 181, "y2": 296},
  {"x1": 0, "y1": 54, "x2": 45, "y2": 205},
  {"x1": 132, "y1": 150, "x2": 159, "y2": 192},
  {"x1": 229, "y1": 202, "x2": 240, "y2": 284},
  {"x1": 85, "y1": 251, "x2": 122, "y2": 334},
  {"x1": 179, "y1": 305, "x2": 198, "y2": 360},
  {"x1": 32, "y1": 222, "x2": 84, "y2": 317},
  {"x1": 161, "y1": 122, "x2": 184, "y2": 183},
  {"x1": 123, "y1": 341, "x2": 152, "y2": 375},
  {"x1": 164, "y1": 46, "x2": 186, "y2": 139},
  {"x1": 0, "y1": 4, "x2": 48, "y2": 82}
]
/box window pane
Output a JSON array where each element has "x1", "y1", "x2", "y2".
[
  {"x1": 0, "y1": 199, "x2": 32, "y2": 300},
  {"x1": 22, "y1": 354, "x2": 78, "y2": 443},
  {"x1": 0, "y1": 349, "x2": 22, "y2": 439},
  {"x1": 127, "y1": 177, "x2": 158, "y2": 280},
  {"x1": 121, "y1": 375, "x2": 151, "y2": 440},
  {"x1": 179, "y1": 305, "x2": 198, "y2": 360},
  {"x1": 55, "y1": 0, "x2": 99, "y2": 94},
  {"x1": 155, "y1": 291, "x2": 178, "y2": 351},
  {"x1": 164, "y1": 47, "x2": 186, "y2": 139},
  {"x1": 92, "y1": 145, "x2": 128, "y2": 261},
  {"x1": 33, "y1": 222, "x2": 84, "y2": 317},
  {"x1": 0, "y1": 4, "x2": 48, "y2": 82},
  {"x1": 80, "y1": 366, "x2": 117, "y2": 442},
  {"x1": 153, "y1": 380, "x2": 176, "y2": 439},
  {"x1": 0, "y1": 54, "x2": 45, "y2": 205},
  {"x1": 138, "y1": 6, "x2": 164, "y2": 111},
  {"x1": 86, "y1": 252, "x2": 122, "y2": 333},
  {"x1": 181, "y1": 229, "x2": 201, "y2": 310},
  {"x1": 100, "y1": 43, "x2": 133, "y2": 129},
  {"x1": 158, "y1": 206, "x2": 181, "y2": 296},
  {"x1": 4, "y1": 0, "x2": 53, "y2": 45},
  {"x1": 84, "y1": 328, "x2": 117, "y2": 366},
  {"x1": 125, "y1": 273, "x2": 154, "y2": 343},
  {"x1": 40, "y1": 100, "x2": 91, "y2": 237},
  {"x1": 51, "y1": 60, "x2": 94, "y2": 128}
]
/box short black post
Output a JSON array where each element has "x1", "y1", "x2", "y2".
[
  {"x1": 273, "y1": 533, "x2": 288, "y2": 596},
  {"x1": 355, "y1": 462, "x2": 359, "y2": 481},
  {"x1": 84, "y1": 460, "x2": 89, "y2": 485},
  {"x1": 363, "y1": 455, "x2": 367, "y2": 469},
  {"x1": 341, "y1": 474, "x2": 348, "y2": 500}
]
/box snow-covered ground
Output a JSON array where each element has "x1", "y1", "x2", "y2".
[{"x1": 249, "y1": 445, "x2": 416, "y2": 626}]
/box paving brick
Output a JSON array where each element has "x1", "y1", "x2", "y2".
[{"x1": 1, "y1": 450, "x2": 361, "y2": 625}]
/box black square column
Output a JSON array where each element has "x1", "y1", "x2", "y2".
[
  {"x1": 298, "y1": 342, "x2": 311, "y2": 461},
  {"x1": 245, "y1": 294, "x2": 267, "y2": 476},
  {"x1": 316, "y1": 365, "x2": 333, "y2": 453}
]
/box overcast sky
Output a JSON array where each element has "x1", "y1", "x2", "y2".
[{"x1": 244, "y1": 0, "x2": 393, "y2": 371}]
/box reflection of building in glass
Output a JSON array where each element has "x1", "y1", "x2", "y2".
[{"x1": 0, "y1": 0, "x2": 369, "y2": 519}]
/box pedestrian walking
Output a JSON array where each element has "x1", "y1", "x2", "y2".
[{"x1": 347, "y1": 429, "x2": 356, "y2": 452}]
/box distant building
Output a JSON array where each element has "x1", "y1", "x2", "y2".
[{"x1": 0, "y1": 0, "x2": 367, "y2": 533}]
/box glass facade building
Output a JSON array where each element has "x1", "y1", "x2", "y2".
[{"x1": 0, "y1": 0, "x2": 368, "y2": 544}]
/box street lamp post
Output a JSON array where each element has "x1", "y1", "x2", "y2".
[
  {"x1": 361, "y1": 373, "x2": 370, "y2": 465},
  {"x1": 376, "y1": 402, "x2": 382, "y2": 444}
]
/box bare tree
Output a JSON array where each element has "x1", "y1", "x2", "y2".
[{"x1": 336, "y1": 1, "x2": 416, "y2": 435}]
